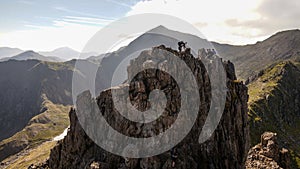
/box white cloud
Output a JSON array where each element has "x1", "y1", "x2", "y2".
[
  {"x1": 0, "y1": 17, "x2": 112, "y2": 52},
  {"x1": 126, "y1": 0, "x2": 270, "y2": 45},
  {"x1": 2, "y1": 0, "x2": 298, "y2": 52},
  {"x1": 62, "y1": 16, "x2": 113, "y2": 26}
]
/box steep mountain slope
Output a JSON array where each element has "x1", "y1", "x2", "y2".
[
  {"x1": 213, "y1": 29, "x2": 300, "y2": 79},
  {"x1": 247, "y1": 61, "x2": 300, "y2": 168},
  {"x1": 0, "y1": 51, "x2": 62, "y2": 62},
  {"x1": 46, "y1": 45, "x2": 249, "y2": 169},
  {"x1": 0, "y1": 47, "x2": 23, "y2": 59},
  {"x1": 0, "y1": 59, "x2": 98, "y2": 141},
  {"x1": 0, "y1": 57, "x2": 104, "y2": 168},
  {"x1": 0, "y1": 96, "x2": 70, "y2": 168}
]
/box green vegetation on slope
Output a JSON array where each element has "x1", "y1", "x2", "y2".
[
  {"x1": 248, "y1": 61, "x2": 286, "y2": 104},
  {"x1": 247, "y1": 61, "x2": 300, "y2": 168},
  {"x1": 44, "y1": 61, "x2": 74, "y2": 71},
  {"x1": 4, "y1": 141, "x2": 56, "y2": 169},
  {"x1": 0, "y1": 94, "x2": 70, "y2": 168}
]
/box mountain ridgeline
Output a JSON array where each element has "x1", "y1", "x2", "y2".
[
  {"x1": 47, "y1": 45, "x2": 249, "y2": 169},
  {"x1": 213, "y1": 29, "x2": 300, "y2": 80},
  {"x1": 247, "y1": 61, "x2": 300, "y2": 168}
]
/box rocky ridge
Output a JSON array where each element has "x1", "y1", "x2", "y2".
[
  {"x1": 46, "y1": 45, "x2": 249, "y2": 169},
  {"x1": 247, "y1": 61, "x2": 300, "y2": 168}
]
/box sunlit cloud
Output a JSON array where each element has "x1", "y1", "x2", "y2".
[
  {"x1": 1, "y1": 0, "x2": 299, "y2": 51},
  {"x1": 126, "y1": 0, "x2": 276, "y2": 45},
  {"x1": 0, "y1": 18, "x2": 103, "y2": 52}
]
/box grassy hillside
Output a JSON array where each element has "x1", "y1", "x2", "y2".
[
  {"x1": 0, "y1": 60, "x2": 73, "y2": 141},
  {"x1": 247, "y1": 61, "x2": 300, "y2": 168},
  {"x1": 0, "y1": 95, "x2": 70, "y2": 167},
  {"x1": 3, "y1": 141, "x2": 56, "y2": 169}
]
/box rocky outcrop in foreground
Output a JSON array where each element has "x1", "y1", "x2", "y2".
[
  {"x1": 46, "y1": 45, "x2": 249, "y2": 169},
  {"x1": 246, "y1": 132, "x2": 291, "y2": 169}
]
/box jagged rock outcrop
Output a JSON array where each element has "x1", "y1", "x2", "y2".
[
  {"x1": 47, "y1": 45, "x2": 249, "y2": 169},
  {"x1": 246, "y1": 132, "x2": 291, "y2": 169}
]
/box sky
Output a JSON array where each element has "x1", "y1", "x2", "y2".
[{"x1": 0, "y1": 0, "x2": 300, "y2": 52}]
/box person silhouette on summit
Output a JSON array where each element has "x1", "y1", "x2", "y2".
[{"x1": 178, "y1": 41, "x2": 187, "y2": 52}]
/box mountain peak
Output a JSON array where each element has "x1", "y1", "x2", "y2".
[
  {"x1": 8, "y1": 50, "x2": 62, "y2": 62},
  {"x1": 17, "y1": 50, "x2": 40, "y2": 56},
  {"x1": 151, "y1": 25, "x2": 169, "y2": 31},
  {"x1": 53, "y1": 47, "x2": 78, "y2": 53},
  {"x1": 147, "y1": 25, "x2": 172, "y2": 34}
]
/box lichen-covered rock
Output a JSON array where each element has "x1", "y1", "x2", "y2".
[{"x1": 47, "y1": 45, "x2": 249, "y2": 169}]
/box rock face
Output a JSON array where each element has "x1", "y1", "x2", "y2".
[
  {"x1": 47, "y1": 45, "x2": 249, "y2": 169},
  {"x1": 246, "y1": 132, "x2": 291, "y2": 169}
]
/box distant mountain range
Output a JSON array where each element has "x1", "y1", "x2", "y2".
[
  {"x1": 0, "y1": 50, "x2": 62, "y2": 62},
  {"x1": 2, "y1": 27, "x2": 300, "y2": 79},
  {"x1": 0, "y1": 47, "x2": 98, "y2": 62},
  {"x1": 39, "y1": 47, "x2": 98, "y2": 61},
  {"x1": 0, "y1": 47, "x2": 23, "y2": 59}
]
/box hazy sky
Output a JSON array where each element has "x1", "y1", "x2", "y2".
[{"x1": 0, "y1": 0, "x2": 299, "y2": 51}]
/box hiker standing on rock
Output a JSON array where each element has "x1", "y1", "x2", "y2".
[{"x1": 178, "y1": 41, "x2": 187, "y2": 52}]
